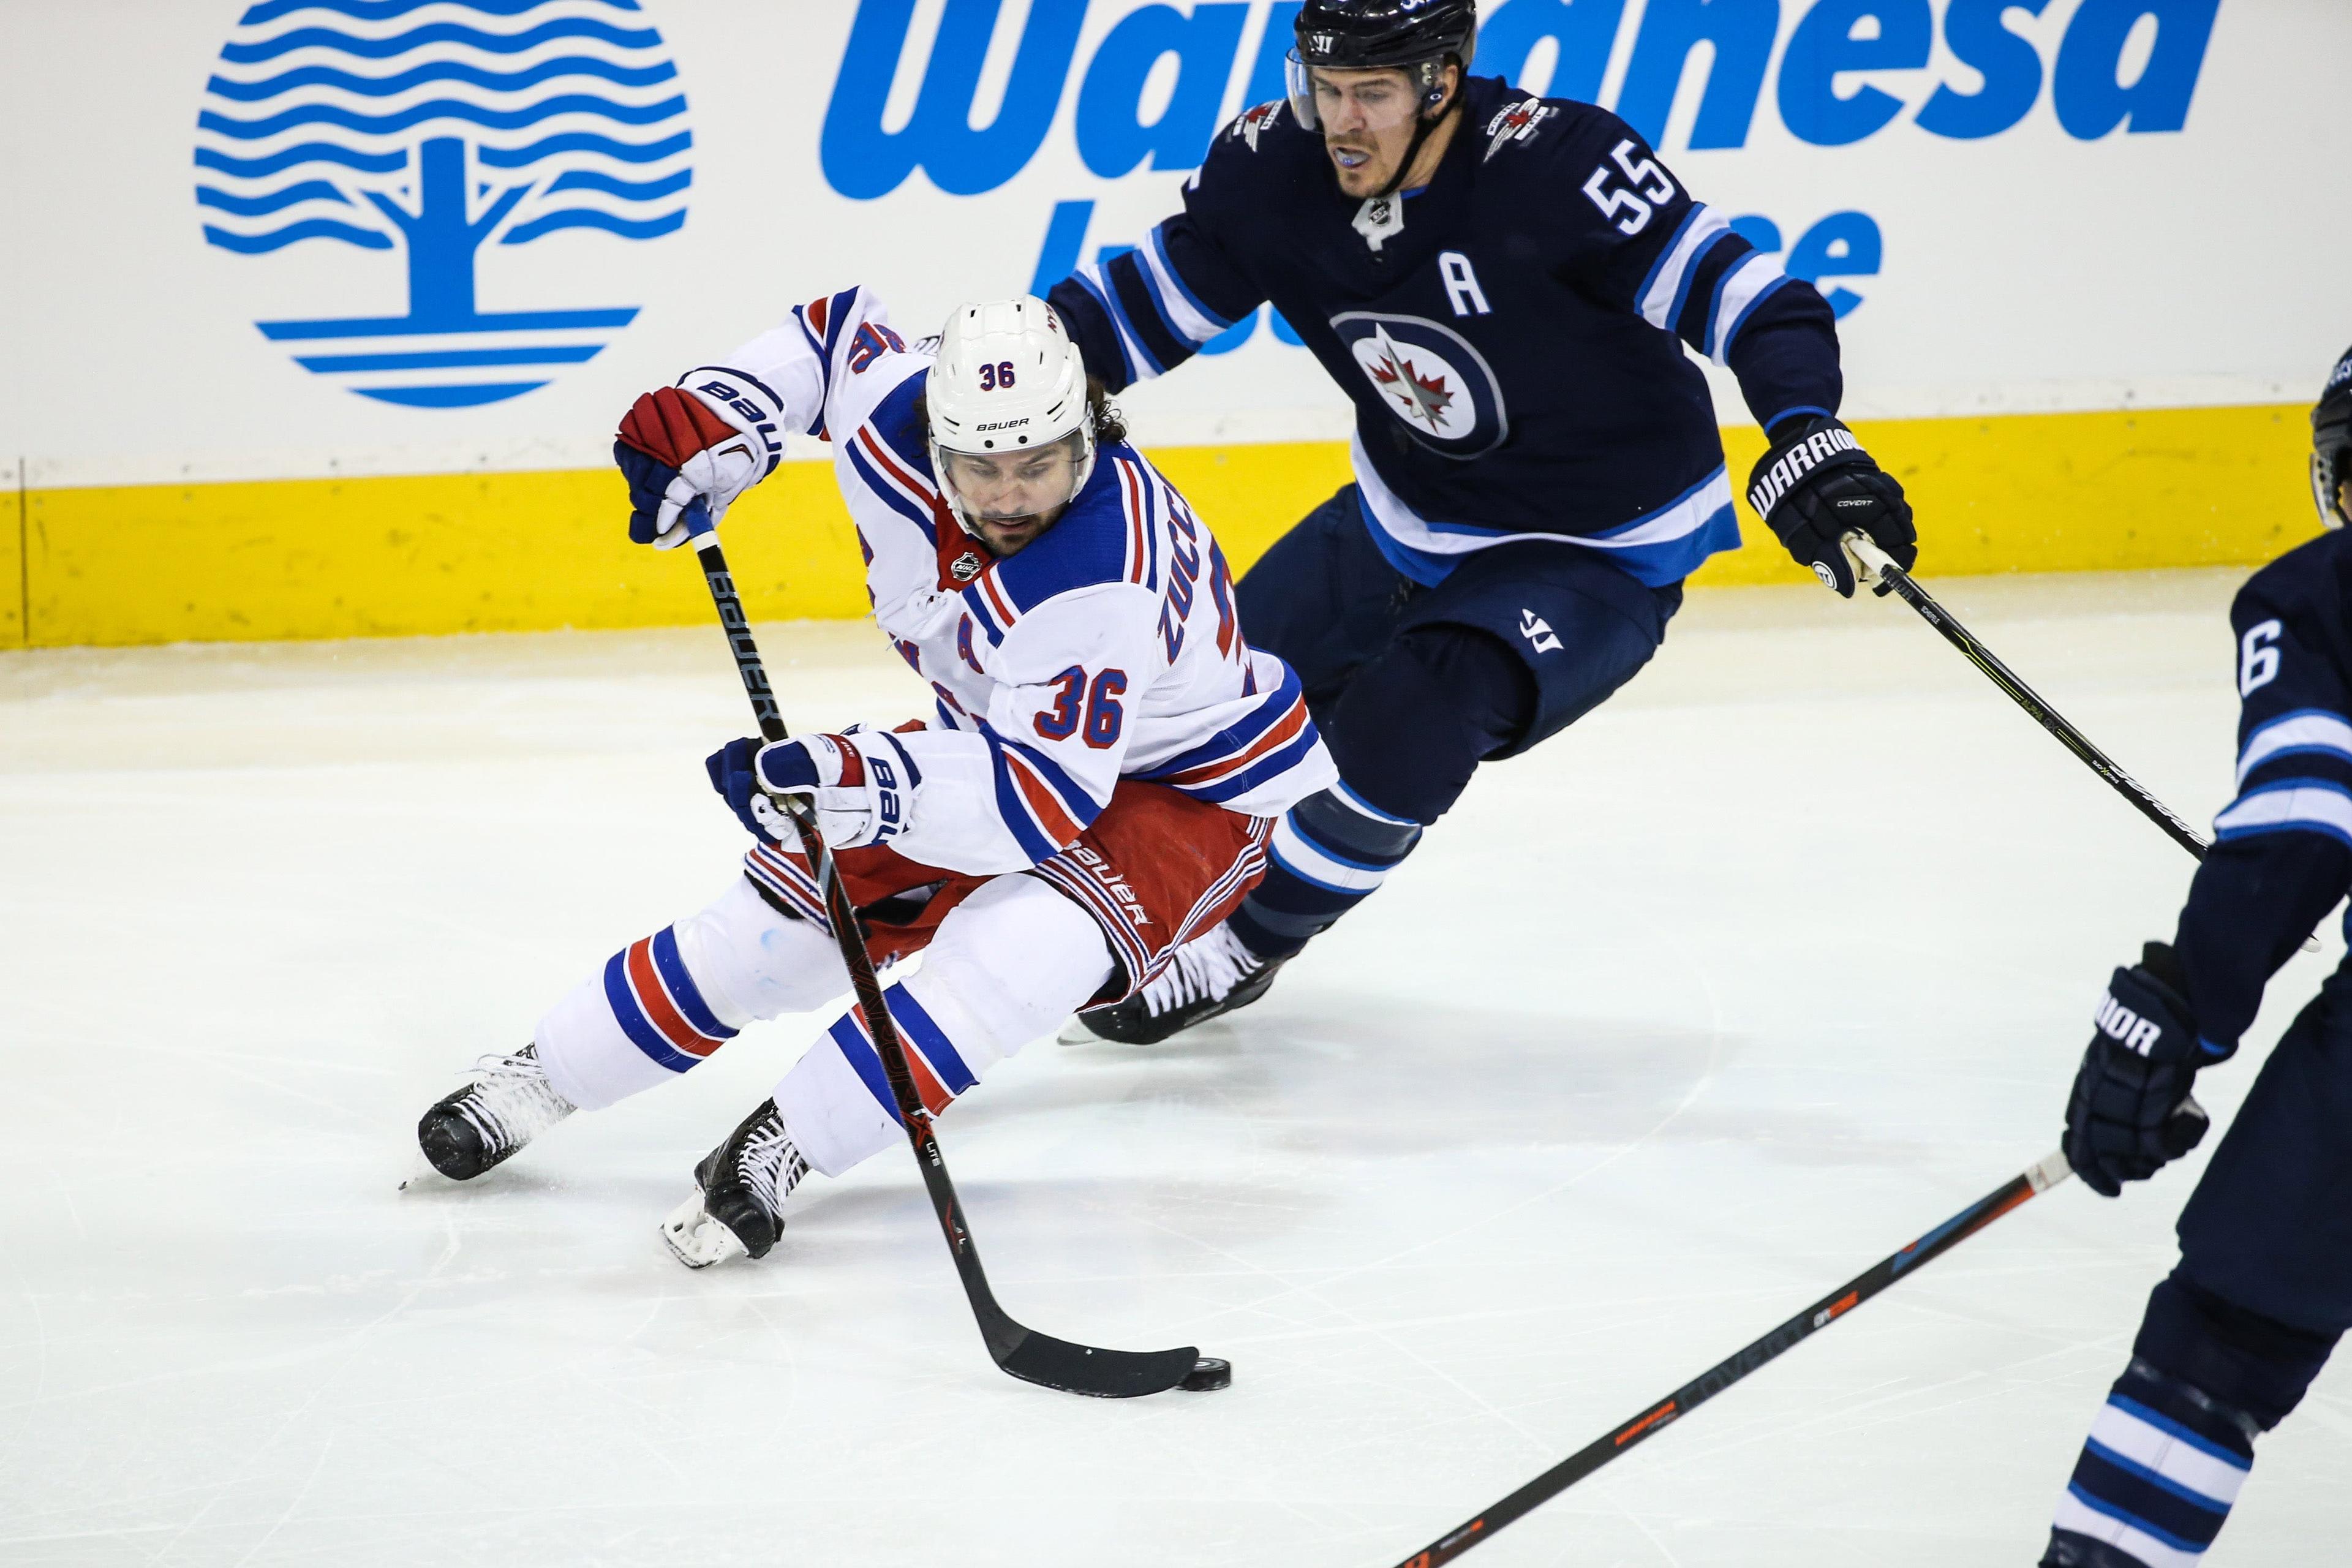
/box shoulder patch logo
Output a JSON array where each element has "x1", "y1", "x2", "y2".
[
  {"x1": 1231, "y1": 99, "x2": 1284, "y2": 151},
  {"x1": 1483, "y1": 97, "x2": 1557, "y2": 162}
]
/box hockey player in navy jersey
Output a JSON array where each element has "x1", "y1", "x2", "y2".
[
  {"x1": 2038, "y1": 350, "x2": 2352, "y2": 1567},
  {"x1": 1051, "y1": 0, "x2": 1919, "y2": 1042}
]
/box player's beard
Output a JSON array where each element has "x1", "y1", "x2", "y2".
[{"x1": 972, "y1": 509, "x2": 1058, "y2": 556}]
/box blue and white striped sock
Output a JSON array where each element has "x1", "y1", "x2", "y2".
[
  {"x1": 1227, "y1": 782, "x2": 1423, "y2": 961},
  {"x1": 2043, "y1": 1359, "x2": 2258, "y2": 1568}
]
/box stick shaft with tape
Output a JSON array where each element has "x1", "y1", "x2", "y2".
[{"x1": 1387, "y1": 1153, "x2": 2073, "y2": 1567}]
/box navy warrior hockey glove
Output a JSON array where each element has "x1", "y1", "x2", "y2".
[
  {"x1": 1746, "y1": 415, "x2": 1917, "y2": 598},
  {"x1": 704, "y1": 731, "x2": 922, "y2": 850},
  {"x1": 2062, "y1": 941, "x2": 2222, "y2": 1197},
  {"x1": 614, "y1": 384, "x2": 771, "y2": 548}
]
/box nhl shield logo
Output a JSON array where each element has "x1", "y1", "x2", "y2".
[{"x1": 1331, "y1": 312, "x2": 1509, "y2": 458}]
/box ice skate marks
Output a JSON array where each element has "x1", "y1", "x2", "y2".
[{"x1": 194, "y1": 0, "x2": 692, "y2": 407}]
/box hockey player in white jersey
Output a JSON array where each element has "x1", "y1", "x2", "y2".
[{"x1": 412, "y1": 290, "x2": 1335, "y2": 1265}]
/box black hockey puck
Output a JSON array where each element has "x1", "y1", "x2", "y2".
[{"x1": 1180, "y1": 1356, "x2": 1231, "y2": 1392}]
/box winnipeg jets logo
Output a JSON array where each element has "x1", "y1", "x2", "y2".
[
  {"x1": 1363, "y1": 325, "x2": 1454, "y2": 434},
  {"x1": 1332, "y1": 312, "x2": 1509, "y2": 456},
  {"x1": 1232, "y1": 100, "x2": 1284, "y2": 151},
  {"x1": 1518, "y1": 609, "x2": 1562, "y2": 653},
  {"x1": 1483, "y1": 97, "x2": 1558, "y2": 160}
]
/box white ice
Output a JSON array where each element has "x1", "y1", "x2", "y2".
[{"x1": 3, "y1": 569, "x2": 2346, "y2": 1567}]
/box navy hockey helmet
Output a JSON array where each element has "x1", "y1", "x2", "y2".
[
  {"x1": 2314, "y1": 346, "x2": 2352, "y2": 530},
  {"x1": 1287, "y1": 0, "x2": 1478, "y2": 129}
]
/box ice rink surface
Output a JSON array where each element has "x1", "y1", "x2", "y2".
[{"x1": 4, "y1": 567, "x2": 2346, "y2": 1567}]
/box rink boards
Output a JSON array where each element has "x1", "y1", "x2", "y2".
[{"x1": 6, "y1": 400, "x2": 2323, "y2": 648}]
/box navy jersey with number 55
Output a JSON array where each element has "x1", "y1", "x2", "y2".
[{"x1": 1047, "y1": 77, "x2": 1847, "y2": 589}]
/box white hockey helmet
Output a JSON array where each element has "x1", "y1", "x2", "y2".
[{"x1": 927, "y1": 295, "x2": 1095, "y2": 533}]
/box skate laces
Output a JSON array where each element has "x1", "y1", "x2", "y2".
[
  {"x1": 734, "y1": 1109, "x2": 808, "y2": 1219},
  {"x1": 453, "y1": 1044, "x2": 576, "y2": 1156},
  {"x1": 1140, "y1": 925, "x2": 1261, "y2": 1017}
]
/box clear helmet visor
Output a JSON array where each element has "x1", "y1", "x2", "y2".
[
  {"x1": 1285, "y1": 53, "x2": 1435, "y2": 135},
  {"x1": 937, "y1": 429, "x2": 1090, "y2": 527}
]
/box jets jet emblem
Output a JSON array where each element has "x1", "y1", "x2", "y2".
[{"x1": 1366, "y1": 325, "x2": 1454, "y2": 432}]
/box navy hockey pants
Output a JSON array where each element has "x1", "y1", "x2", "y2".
[
  {"x1": 2174, "y1": 963, "x2": 2352, "y2": 1339},
  {"x1": 1226, "y1": 486, "x2": 1679, "y2": 960}
]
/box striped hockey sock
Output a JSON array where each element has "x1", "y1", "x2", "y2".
[
  {"x1": 1226, "y1": 782, "x2": 1423, "y2": 962},
  {"x1": 2043, "y1": 1359, "x2": 2258, "y2": 1568}
]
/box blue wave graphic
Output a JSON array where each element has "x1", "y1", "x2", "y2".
[
  {"x1": 202, "y1": 3, "x2": 687, "y2": 409},
  {"x1": 358, "y1": 382, "x2": 551, "y2": 407},
  {"x1": 206, "y1": 56, "x2": 676, "y2": 103},
  {"x1": 196, "y1": 179, "x2": 352, "y2": 215},
  {"x1": 475, "y1": 128, "x2": 689, "y2": 166},
  {"x1": 293, "y1": 343, "x2": 605, "y2": 371},
  {"x1": 223, "y1": 18, "x2": 659, "y2": 64},
  {"x1": 256, "y1": 306, "x2": 639, "y2": 339},
  {"x1": 545, "y1": 165, "x2": 688, "y2": 200},
  {"x1": 200, "y1": 92, "x2": 686, "y2": 140},
  {"x1": 500, "y1": 206, "x2": 684, "y2": 244},
  {"x1": 239, "y1": 0, "x2": 636, "y2": 24},
  {"x1": 196, "y1": 141, "x2": 407, "y2": 178},
  {"x1": 203, "y1": 219, "x2": 395, "y2": 252}
]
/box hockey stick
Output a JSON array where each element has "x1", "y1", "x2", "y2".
[
  {"x1": 1385, "y1": 1151, "x2": 2075, "y2": 1567},
  {"x1": 1841, "y1": 535, "x2": 2318, "y2": 951},
  {"x1": 681, "y1": 503, "x2": 1210, "y2": 1398},
  {"x1": 1842, "y1": 532, "x2": 2207, "y2": 858}
]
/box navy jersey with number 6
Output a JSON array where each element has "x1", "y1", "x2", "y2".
[
  {"x1": 2173, "y1": 528, "x2": 2352, "y2": 1052},
  {"x1": 1047, "y1": 77, "x2": 1847, "y2": 589}
]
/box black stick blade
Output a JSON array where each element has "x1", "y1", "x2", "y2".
[{"x1": 993, "y1": 1329, "x2": 1202, "y2": 1399}]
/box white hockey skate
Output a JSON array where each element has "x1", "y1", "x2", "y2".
[
  {"x1": 1065, "y1": 922, "x2": 1286, "y2": 1046},
  {"x1": 661, "y1": 1098, "x2": 809, "y2": 1268},
  {"x1": 408, "y1": 1042, "x2": 577, "y2": 1185}
]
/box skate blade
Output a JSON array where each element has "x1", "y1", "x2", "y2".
[
  {"x1": 1055, "y1": 1014, "x2": 1100, "y2": 1046},
  {"x1": 660, "y1": 1191, "x2": 747, "y2": 1270}
]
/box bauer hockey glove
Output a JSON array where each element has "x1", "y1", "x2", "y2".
[
  {"x1": 704, "y1": 730, "x2": 922, "y2": 851},
  {"x1": 1746, "y1": 415, "x2": 1917, "y2": 597},
  {"x1": 2062, "y1": 941, "x2": 2223, "y2": 1197},
  {"x1": 614, "y1": 380, "x2": 778, "y2": 548}
]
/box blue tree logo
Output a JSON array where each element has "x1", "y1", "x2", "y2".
[{"x1": 194, "y1": 0, "x2": 691, "y2": 409}]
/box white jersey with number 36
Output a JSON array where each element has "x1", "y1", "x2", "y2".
[{"x1": 679, "y1": 285, "x2": 1336, "y2": 875}]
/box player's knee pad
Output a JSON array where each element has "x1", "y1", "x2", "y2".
[
  {"x1": 535, "y1": 876, "x2": 842, "y2": 1112},
  {"x1": 774, "y1": 876, "x2": 1114, "y2": 1177},
  {"x1": 673, "y1": 875, "x2": 848, "y2": 1023},
  {"x1": 2136, "y1": 1268, "x2": 2341, "y2": 1431}
]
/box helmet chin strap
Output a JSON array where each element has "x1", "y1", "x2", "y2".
[{"x1": 1371, "y1": 79, "x2": 1458, "y2": 200}]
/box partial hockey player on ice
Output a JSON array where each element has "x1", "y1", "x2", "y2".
[
  {"x1": 411, "y1": 290, "x2": 1333, "y2": 1266},
  {"x1": 1046, "y1": 0, "x2": 1920, "y2": 1042},
  {"x1": 2038, "y1": 349, "x2": 2352, "y2": 1566}
]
